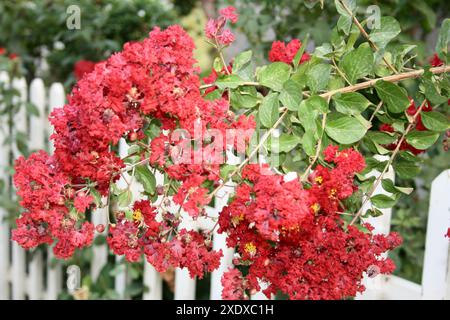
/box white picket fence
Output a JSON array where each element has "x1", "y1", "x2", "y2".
[{"x1": 0, "y1": 75, "x2": 449, "y2": 300}]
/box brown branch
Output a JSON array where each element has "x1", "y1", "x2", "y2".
[{"x1": 320, "y1": 65, "x2": 450, "y2": 99}]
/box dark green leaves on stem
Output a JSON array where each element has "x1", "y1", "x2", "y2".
[
  {"x1": 258, "y1": 62, "x2": 291, "y2": 91},
  {"x1": 135, "y1": 165, "x2": 156, "y2": 195},
  {"x1": 420, "y1": 111, "x2": 449, "y2": 132},
  {"x1": 279, "y1": 80, "x2": 302, "y2": 111},
  {"x1": 405, "y1": 130, "x2": 440, "y2": 150},
  {"x1": 259, "y1": 92, "x2": 280, "y2": 128},
  {"x1": 375, "y1": 80, "x2": 410, "y2": 113},
  {"x1": 369, "y1": 17, "x2": 401, "y2": 49},
  {"x1": 325, "y1": 113, "x2": 368, "y2": 144},
  {"x1": 332, "y1": 92, "x2": 371, "y2": 115},
  {"x1": 339, "y1": 43, "x2": 373, "y2": 85}
]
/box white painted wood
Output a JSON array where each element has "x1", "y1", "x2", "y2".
[
  {"x1": 11, "y1": 77, "x2": 27, "y2": 300},
  {"x1": 0, "y1": 71, "x2": 11, "y2": 300},
  {"x1": 357, "y1": 155, "x2": 395, "y2": 300},
  {"x1": 114, "y1": 139, "x2": 131, "y2": 298},
  {"x1": 143, "y1": 169, "x2": 163, "y2": 300},
  {"x1": 174, "y1": 208, "x2": 198, "y2": 300},
  {"x1": 210, "y1": 183, "x2": 234, "y2": 300},
  {"x1": 91, "y1": 198, "x2": 109, "y2": 281},
  {"x1": 421, "y1": 169, "x2": 450, "y2": 299},
  {"x1": 28, "y1": 78, "x2": 46, "y2": 299},
  {"x1": 143, "y1": 262, "x2": 163, "y2": 300},
  {"x1": 46, "y1": 247, "x2": 62, "y2": 300},
  {"x1": 375, "y1": 275, "x2": 421, "y2": 300},
  {"x1": 46, "y1": 82, "x2": 64, "y2": 300},
  {"x1": 48, "y1": 83, "x2": 65, "y2": 152},
  {"x1": 28, "y1": 251, "x2": 43, "y2": 299},
  {"x1": 29, "y1": 79, "x2": 46, "y2": 150},
  {"x1": 175, "y1": 267, "x2": 196, "y2": 300}
]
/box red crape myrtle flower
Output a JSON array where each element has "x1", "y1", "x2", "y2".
[
  {"x1": 12, "y1": 151, "x2": 94, "y2": 258},
  {"x1": 14, "y1": 26, "x2": 252, "y2": 271},
  {"x1": 219, "y1": 146, "x2": 402, "y2": 300},
  {"x1": 269, "y1": 39, "x2": 310, "y2": 65},
  {"x1": 73, "y1": 60, "x2": 96, "y2": 80}
]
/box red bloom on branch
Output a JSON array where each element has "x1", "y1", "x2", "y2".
[
  {"x1": 269, "y1": 39, "x2": 310, "y2": 65},
  {"x1": 73, "y1": 60, "x2": 96, "y2": 80},
  {"x1": 430, "y1": 53, "x2": 444, "y2": 67}
]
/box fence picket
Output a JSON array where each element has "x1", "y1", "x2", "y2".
[
  {"x1": 27, "y1": 78, "x2": 47, "y2": 299},
  {"x1": 46, "y1": 82, "x2": 65, "y2": 299},
  {"x1": 422, "y1": 169, "x2": 450, "y2": 299},
  {"x1": 0, "y1": 71, "x2": 11, "y2": 300},
  {"x1": 143, "y1": 170, "x2": 163, "y2": 300},
  {"x1": 356, "y1": 155, "x2": 395, "y2": 300},
  {"x1": 11, "y1": 78, "x2": 27, "y2": 300}
]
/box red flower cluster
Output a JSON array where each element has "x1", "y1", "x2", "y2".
[
  {"x1": 268, "y1": 39, "x2": 310, "y2": 65},
  {"x1": 219, "y1": 146, "x2": 401, "y2": 300},
  {"x1": 73, "y1": 60, "x2": 96, "y2": 80},
  {"x1": 12, "y1": 151, "x2": 94, "y2": 258},
  {"x1": 14, "y1": 25, "x2": 252, "y2": 270},
  {"x1": 107, "y1": 200, "x2": 222, "y2": 278},
  {"x1": 380, "y1": 98, "x2": 433, "y2": 155}
]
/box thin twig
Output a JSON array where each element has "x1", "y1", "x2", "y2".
[
  {"x1": 337, "y1": 0, "x2": 398, "y2": 74},
  {"x1": 300, "y1": 112, "x2": 328, "y2": 181},
  {"x1": 350, "y1": 99, "x2": 428, "y2": 225}
]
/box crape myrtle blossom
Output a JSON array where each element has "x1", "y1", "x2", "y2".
[
  {"x1": 12, "y1": 6, "x2": 405, "y2": 299},
  {"x1": 205, "y1": 6, "x2": 239, "y2": 46}
]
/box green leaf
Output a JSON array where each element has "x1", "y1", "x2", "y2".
[
  {"x1": 305, "y1": 95, "x2": 329, "y2": 113},
  {"x1": 394, "y1": 159, "x2": 420, "y2": 179},
  {"x1": 371, "y1": 194, "x2": 397, "y2": 209},
  {"x1": 325, "y1": 113, "x2": 367, "y2": 144},
  {"x1": 279, "y1": 80, "x2": 303, "y2": 111},
  {"x1": 335, "y1": 0, "x2": 356, "y2": 17},
  {"x1": 270, "y1": 134, "x2": 302, "y2": 153},
  {"x1": 332, "y1": 92, "x2": 371, "y2": 115},
  {"x1": 340, "y1": 43, "x2": 373, "y2": 84},
  {"x1": 307, "y1": 63, "x2": 332, "y2": 93},
  {"x1": 230, "y1": 87, "x2": 258, "y2": 110},
  {"x1": 406, "y1": 130, "x2": 440, "y2": 150},
  {"x1": 233, "y1": 50, "x2": 252, "y2": 71},
  {"x1": 258, "y1": 62, "x2": 291, "y2": 91},
  {"x1": 90, "y1": 188, "x2": 102, "y2": 207},
  {"x1": 117, "y1": 190, "x2": 132, "y2": 208},
  {"x1": 381, "y1": 179, "x2": 413, "y2": 195},
  {"x1": 298, "y1": 100, "x2": 319, "y2": 132},
  {"x1": 366, "y1": 208, "x2": 384, "y2": 217},
  {"x1": 259, "y1": 92, "x2": 279, "y2": 128},
  {"x1": 215, "y1": 74, "x2": 245, "y2": 89},
  {"x1": 366, "y1": 131, "x2": 397, "y2": 145},
  {"x1": 302, "y1": 131, "x2": 317, "y2": 157},
  {"x1": 421, "y1": 111, "x2": 449, "y2": 132},
  {"x1": 375, "y1": 80, "x2": 410, "y2": 113},
  {"x1": 135, "y1": 165, "x2": 156, "y2": 195},
  {"x1": 369, "y1": 17, "x2": 401, "y2": 49}
]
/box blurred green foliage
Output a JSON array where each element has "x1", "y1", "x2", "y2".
[{"x1": 0, "y1": 0, "x2": 178, "y2": 87}]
